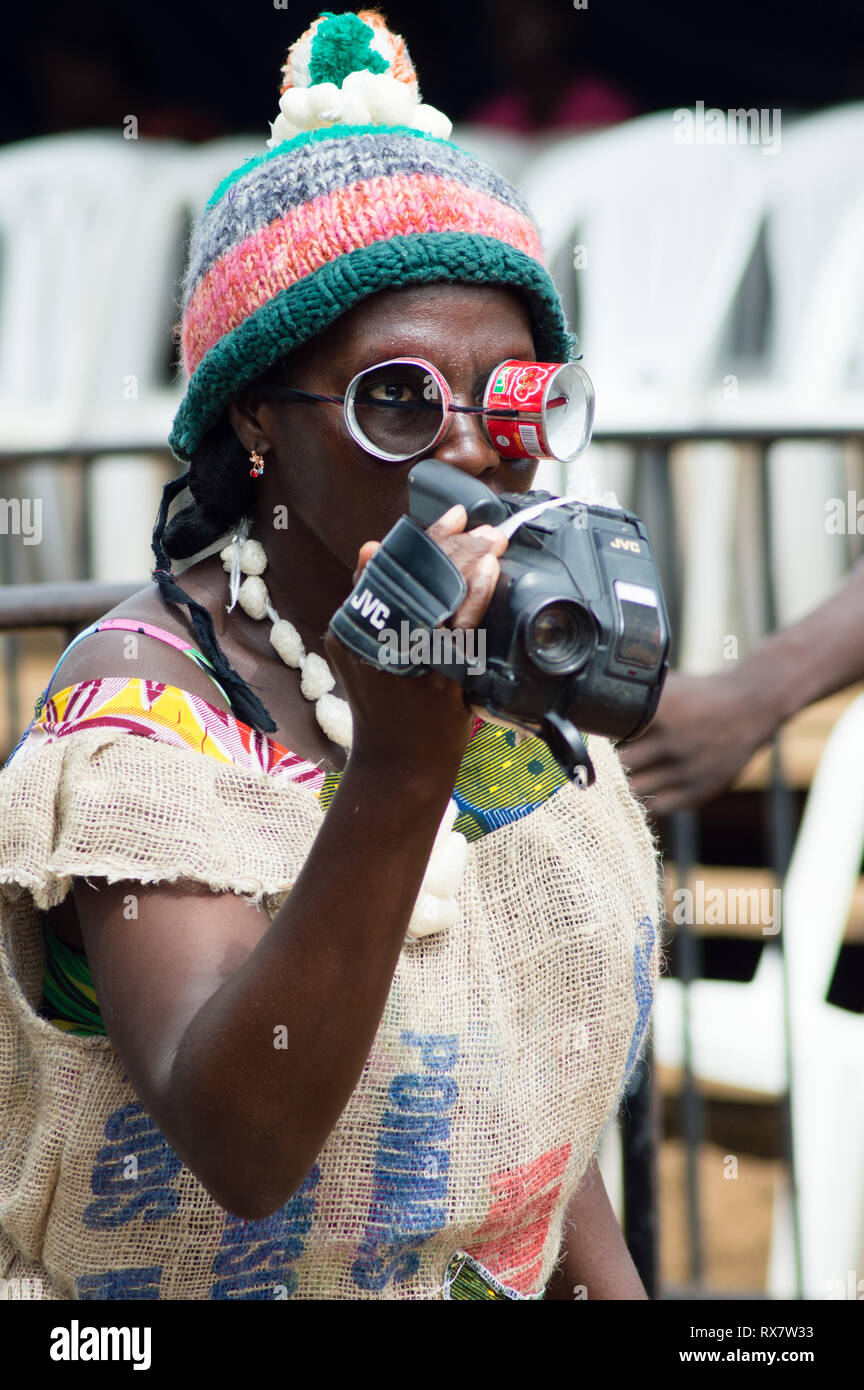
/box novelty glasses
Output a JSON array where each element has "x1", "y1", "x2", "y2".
[{"x1": 252, "y1": 357, "x2": 595, "y2": 464}]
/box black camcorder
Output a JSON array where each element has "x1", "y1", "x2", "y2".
[{"x1": 329, "y1": 458, "x2": 670, "y2": 785}]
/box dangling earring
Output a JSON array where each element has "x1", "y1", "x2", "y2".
[{"x1": 249, "y1": 450, "x2": 265, "y2": 478}]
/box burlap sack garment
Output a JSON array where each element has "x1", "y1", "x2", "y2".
[{"x1": 0, "y1": 724, "x2": 662, "y2": 1300}]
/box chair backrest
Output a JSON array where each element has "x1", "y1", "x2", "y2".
[
  {"x1": 788, "y1": 187, "x2": 864, "y2": 396},
  {"x1": 81, "y1": 138, "x2": 258, "y2": 447},
  {"x1": 780, "y1": 692, "x2": 864, "y2": 1014},
  {"x1": 0, "y1": 134, "x2": 164, "y2": 450},
  {"x1": 759, "y1": 104, "x2": 864, "y2": 391},
  {"x1": 0, "y1": 134, "x2": 271, "y2": 452},
  {"x1": 518, "y1": 111, "x2": 768, "y2": 429}
]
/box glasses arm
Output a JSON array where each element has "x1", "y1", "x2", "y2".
[
  {"x1": 251, "y1": 386, "x2": 567, "y2": 419},
  {"x1": 250, "y1": 386, "x2": 346, "y2": 407},
  {"x1": 252, "y1": 386, "x2": 450, "y2": 413}
]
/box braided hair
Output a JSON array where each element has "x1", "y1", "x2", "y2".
[{"x1": 151, "y1": 370, "x2": 287, "y2": 734}]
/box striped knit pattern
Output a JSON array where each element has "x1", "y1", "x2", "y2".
[
  {"x1": 169, "y1": 124, "x2": 573, "y2": 462},
  {"x1": 195, "y1": 130, "x2": 536, "y2": 283},
  {"x1": 183, "y1": 174, "x2": 542, "y2": 372}
]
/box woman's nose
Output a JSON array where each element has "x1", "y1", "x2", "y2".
[{"x1": 431, "y1": 406, "x2": 501, "y2": 477}]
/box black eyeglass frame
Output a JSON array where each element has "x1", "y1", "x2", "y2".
[{"x1": 249, "y1": 356, "x2": 593, "y2": 464}]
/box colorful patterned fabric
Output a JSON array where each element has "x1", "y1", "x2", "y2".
[
  {"x1": 318, "y1": 720, "x2": 571, "y2": 843},
  {"x1": 13, "y1": 677, "x2": 327, "y2": 786},
  {"x1": 24, "y1": 616, "x2": 232, "y2": 727},
  {"x1": 10, "y1": 618, "x2": 573, "y2": 1037},
  {"x1": 168, "y1": 9, "x2": 573, "y2": 462},
  {"x1": 443, "y1": 1250, "x2": 543, "y2": 1300},
  {"x1": 40, "y1": 926, "x2": 105, "y2": 1037}
]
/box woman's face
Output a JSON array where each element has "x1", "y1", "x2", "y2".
[{"x1": 233, "y1": 283, "x2": 542, "y2": 574}]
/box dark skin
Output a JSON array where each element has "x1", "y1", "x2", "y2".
[
  {"x1": 621, "y1": 557, "x2": 864, "y2": 815},
  {"x1": 45, "y1": 285, "x2": 645, "y2": 1296}
]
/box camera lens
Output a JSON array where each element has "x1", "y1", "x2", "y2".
[{"x1": 525, "y1": 601, "x2": 594, "y2": 674}]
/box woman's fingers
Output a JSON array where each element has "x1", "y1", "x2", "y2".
[
  {"x1": 452, "y1": 551, "x2": 500, "y2": 630},
  {"x1": 352, "y1": 540, "x2": 381, "y2": 583},
  {"x1": 353, "y1": 511, "x2": 508, "y2": 618},
  {"x1": 353, "y1": 506, "x2": 468, "y2": 584},
  {"x1": 426, "y1": 504, "x2": 468, "y2": 545}
]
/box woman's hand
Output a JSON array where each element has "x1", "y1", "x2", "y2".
[{"x1": 325, "y1": 504, "x2": 507, "y2": 771}]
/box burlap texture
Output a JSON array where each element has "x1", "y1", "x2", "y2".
[{"x1": 0, "y1": 725, "x2": 662, "y2": 1300}]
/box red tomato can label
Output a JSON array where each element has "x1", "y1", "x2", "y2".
[
  {"x1": 484, "y1": 360, "x2": 558, "y2": 460},
  {"x1": 484, "y1": 359, "x2": 595, "y2": 463}
]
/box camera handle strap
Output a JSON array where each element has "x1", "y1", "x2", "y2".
[
  {"x1": 540, "y1": 710, "x2": 596, "y2": 787},
  {"x1": 329, "y1": 515, "x2": 467, "y2": 675},
  {"x1": 496, "y1": 493, "x2": 578, "y2": 540}
]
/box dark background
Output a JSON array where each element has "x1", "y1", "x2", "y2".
[{"x1": 3, "y1": 0, "x2": 863, "y2": 145}]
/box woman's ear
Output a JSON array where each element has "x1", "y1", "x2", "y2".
[{"x1": 227, "y1": 393, "x2": 271, "y2": 456}]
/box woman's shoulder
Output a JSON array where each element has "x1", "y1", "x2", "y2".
[
  {"x1": 14, "y1": 569, "x2": 335, "y2": 787},
  {"x1": 47, "y1": 572, "x2": 235, "y2": 714}
]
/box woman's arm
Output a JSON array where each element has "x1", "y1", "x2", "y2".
[
  {"x1": 76, "y1": 747, "x2": 463, "y2": 1220},
  {"x1": 74, "y1": 508, "x2": 508, "y2": 1221},
  {"x1": 543, "y1": 1155, "x2": 648, "y2": 1300},
  {"x1": 621, "y1": 557, "x2": 864, "y2": 813}
]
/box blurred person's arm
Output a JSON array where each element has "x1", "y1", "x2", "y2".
[{"x1": 621, "y1": 557, "x2": 864, "y2": 814}]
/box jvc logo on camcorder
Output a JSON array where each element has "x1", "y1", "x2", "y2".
[
  {"x1": 609, "y1": 537, "x2": 641, "y2": 554},
  {"x1": 349, "y1": 586, "x2": 391, "y2": 631}
]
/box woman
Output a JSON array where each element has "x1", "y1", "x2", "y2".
[{"x1": 0, "y1": 12, "x2": 660, "y2": 1300}]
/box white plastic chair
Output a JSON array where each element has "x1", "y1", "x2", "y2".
[
  {"x1": 519, "y1": 114, "x2": 768, "y2": 674},
  {"x1": 0, "y1": 134, "x2": 168, "y2": 582},
  {"x1": 0, "y1": 134, "x2": 264, "y2": 583},
  {"x1": 82, "y1": 138, "x2": 257, "y2": 580},
  {"x1": 0, "y1": 134, "x2": 163, "y2": 451},
  {"x1": 450, "y1": 124, "x2": 534, "y2": 187},
  {"x1": 762, "y1": 174, "x2": 864, "y2": 625},
  {"x1": 706, "y1": 106, "x2": 864, "y2": 628},
  {"x1": 655, "y1": 694, "x2": 864, "y2": 1297},
  {"x1": 519, "y1": 111, "x2": 768, "y2": 432}
]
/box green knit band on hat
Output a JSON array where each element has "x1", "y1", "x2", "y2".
[{"x1": 169, "y1": 233, "x2": 574, "y2": 462}]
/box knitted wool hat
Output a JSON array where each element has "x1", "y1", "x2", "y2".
[{"x1": 168, "y1": 9, "x2": 575, "y2": 463}]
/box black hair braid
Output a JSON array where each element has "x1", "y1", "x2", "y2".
[
  {"x1": 150, "y1": 422, "x2": 278, "y2": 734},
  {"x1": 162, "y1": 412, "x2": 252, "y2": 559}
]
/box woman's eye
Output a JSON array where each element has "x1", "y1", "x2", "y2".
[{"x1": 368, "y1": 381, "x2": 414, "y2": 403}]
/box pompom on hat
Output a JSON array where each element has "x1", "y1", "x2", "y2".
[
  {"x1": 269, "y1": 9, "x2": 448, "y2": 142},
  {"x1": 168, "y1": 9, "x2": 575, "y2": 463}
]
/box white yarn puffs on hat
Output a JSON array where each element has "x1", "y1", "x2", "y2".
[{"x1": 266, "y1": 9, "x2": 452, "y2": 147}]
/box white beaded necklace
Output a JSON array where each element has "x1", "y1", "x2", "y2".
[
  {"x1": 221, "y1": 516, "x2": 353, "y2": 751},
  {"x1": 220, "y1": 517, "x2": 467, "y2": 941}
]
